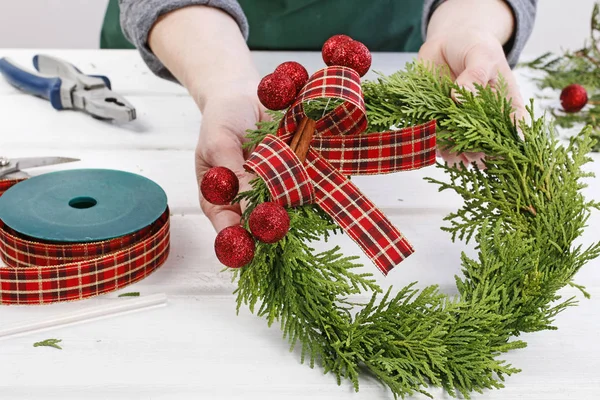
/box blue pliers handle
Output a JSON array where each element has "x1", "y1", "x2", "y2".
[{"x1": 0, "y1": 55, "x2": 135, "y2": 122}]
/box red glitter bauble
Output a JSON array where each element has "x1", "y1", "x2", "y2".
[
  {"x1": 200, "y1": 167, "x2": 239, "y2": 205},
  {"x1": 330, "y1": 40, "x2": 372, "y2": 77},
  {"x1": 560, "y1": 84, "x2": 588, "y2": 113},
  {"x1": 214, "y1": 225, "x2": 255, "y2": 268},
  {"x1": 257, "y1": 73, "x2": 297, "y2": 110},
  {"x1": 322, "y1": 34, "x2": 353, "y2": 65},
  {"x1": 274, "y1": 61, "x2": 309, "y2": 92},
  {"x1": 248, "y1": 202, "x2": 290, "y2": 244}
]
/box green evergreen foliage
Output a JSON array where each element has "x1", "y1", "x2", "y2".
[
  {"x1": 33, "y1": 338, "x2": 63, "y2": 350},
  {"x1": 233, "y1": 60, "x2": 600, "y2": 399},
  {"x1": 521, "y1": 2, "x2": 600, "y2": 151}
]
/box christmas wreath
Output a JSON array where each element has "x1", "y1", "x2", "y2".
[{"x1": 200, "y1": 35, "x2": 600, "y2": 399}]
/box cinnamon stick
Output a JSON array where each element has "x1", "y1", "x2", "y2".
[
  {"x1": 289, "y1": 117, "x2": 308, "y2": 153},
  {"x1": 289, "y1": 116, "x2": 316, "y2": 163}
]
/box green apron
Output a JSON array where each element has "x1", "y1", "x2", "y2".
[{"x1": 100, "y1": 0, "x2": 425, "y2": 52}]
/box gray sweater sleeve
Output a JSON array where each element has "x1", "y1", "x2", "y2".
[
  {"x1": 120, "y1": 0, "x2": 536, "y2": 82},
  {"x1": 422, "y1": 0, "x2": 538, "y2": 68},
  {"x1": 119, "y1": 0, "x2": 248, "y2": 82}
]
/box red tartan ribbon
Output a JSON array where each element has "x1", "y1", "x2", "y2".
[
  {"x1": 0, "y1": 179, "x2": 170, "y2": 305},
  {"x1": 245, "y1": 66, "x2": 437, "y2": 275},
  {"x1": 0, "y1": 178, "x2": 24, "y2": 197}
]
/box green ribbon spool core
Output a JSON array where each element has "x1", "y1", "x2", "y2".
[{"x1": 0, "y1": 169, "x2": 168, "y2": 243}]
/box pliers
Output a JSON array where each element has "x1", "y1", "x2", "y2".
[
  {"x1": 0, "y1": 156, "x2": 79, "y2": 179},
  {"x1": 0, "y1": 55, "x2": 136, "y2": 123}
]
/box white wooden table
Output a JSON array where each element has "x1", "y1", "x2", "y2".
[{"x1": 0, "y1": 49, "x2": 598, "y2": 400}]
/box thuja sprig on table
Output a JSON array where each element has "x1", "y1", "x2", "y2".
[
  {"x1": 521, "y1": 2, "x2": 600, "y2": 150},
  {"x1": 33, "y1": 338, "x2": 62, "y2": 350},
  {"x1": 232, "y1": 61, "x2": 600, "y2": 399}
]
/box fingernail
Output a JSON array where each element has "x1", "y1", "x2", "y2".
[
  {"x1": 451, "y1": 85, "x2": 475, "y2": 104},
  {"x1": 450, "y1": 88, "x2": 462, "y2": 104}
]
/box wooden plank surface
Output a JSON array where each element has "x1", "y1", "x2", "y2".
[
  {"x1": 0, "y1": 49, "x2": 599, "y2": 399},
  {"x1": 1, "y1": 288, "x2": 599, "y2": 400}
]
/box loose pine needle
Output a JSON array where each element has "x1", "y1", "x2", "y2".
[{"x1": 118, "y1": 292, "x2": 140, "y2": 297}]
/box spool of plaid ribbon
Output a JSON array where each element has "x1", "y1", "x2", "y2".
[
  {"x1": 0, "y1": 178, "x2": 170, "y2": 305},
  {"x1": 245, "y1": 66, "x2": 437, "y2": 275}
]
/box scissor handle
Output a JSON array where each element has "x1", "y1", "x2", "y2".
[{"x1": 0, "y1": 57, "x2": 64, "y2": 110}]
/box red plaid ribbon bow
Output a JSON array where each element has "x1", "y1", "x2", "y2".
[
  {"x1": 245, "y1": 66, "x2": 437, "y2": 275},
  {"x1": 0, "y1": 179, "x2": 170, "y2": 305}
]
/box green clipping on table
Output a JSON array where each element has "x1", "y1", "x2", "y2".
[{"x1": 0, "y1": 169, "x2": 167, "y2": 242}]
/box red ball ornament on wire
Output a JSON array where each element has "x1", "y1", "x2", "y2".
[
  {"x1": 214, "y1": 225, "x2": 256, "y2": 268},
  {"x1": 257, "y1": 72, "x2": 297, "y2": 110},
  {"x1": 248, "y1": 202, "x2": 291, "y2": 244},
  {"x1": 275, "y1": 61, "x2": 309, "y2": 93},
  {"x1": 330, "y1": 40, "x2": 372, "y2": 77},
  {"x1": 322, "y1": 34, "x2": 353, "y2": 65},
  {"x1": 201, "y1": 166, "x2": 239, "y2": 205},
  {"x1": 560, "y1": 84, "x2": 588, "y2": 113}
]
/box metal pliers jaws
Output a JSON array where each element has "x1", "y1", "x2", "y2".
[{"x1": 0, "y1": 55, "x2": 136, "y2": 123}]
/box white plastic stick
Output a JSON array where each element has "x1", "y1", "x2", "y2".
[{"x1": 0, "y1": 293, "x2": 167, "y2": 340}]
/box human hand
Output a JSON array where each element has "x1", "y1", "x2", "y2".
[
  {"x1": 418, "y1": 0, "x2": 526, "y2": 168},
  {"x1": 147, "y1": 5, "x2": 267, "y2": 232},
  {"x1": 195, "y1": 82, "x2": 268, "y2": 232}
]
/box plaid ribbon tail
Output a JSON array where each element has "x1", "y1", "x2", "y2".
[{"x1": 304, "y1": 149, "x2": 414, "y2": 275}]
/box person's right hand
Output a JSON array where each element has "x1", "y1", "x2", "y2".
[{"x1": 195, "y1": 81, "x2": 268, "y2": 233}]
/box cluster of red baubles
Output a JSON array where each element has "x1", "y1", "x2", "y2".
[
  {"x1": 257, "y1": 61, "x2": 308, "y2": 111},
  {"x1": 321, "y1": 34, "x2": 372, "y2": 76},
  {"x1": 257, "y1": 34, "x2": 372, "y2": 111},
  {"x1": 204, "y1": 35, "x2": 373, "y2": 267},
  {"x1": 200, "y1": 166, "x2": 290, "y2": 269}
]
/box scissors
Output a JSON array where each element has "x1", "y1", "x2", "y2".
[
  {"x1": 0, "y1": 54, "x2": 136, "y2": 123},
  {"x1": 0, "y1": 156, "x2": 79, "y2": 179}
]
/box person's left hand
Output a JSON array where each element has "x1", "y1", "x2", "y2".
[{"x1": 418, "y1": 26, "x2": 526, "y2": 168}]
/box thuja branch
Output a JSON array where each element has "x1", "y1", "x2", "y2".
[
  {"x1": 520, "y1": 2, "x2": 600, "y2": 151},
  {"x1": 33, "y1": 338, "x2": 62, "y2": 350},
  {"x1": 366, "y1": 61, "x2": 600, "y2": 324}
]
